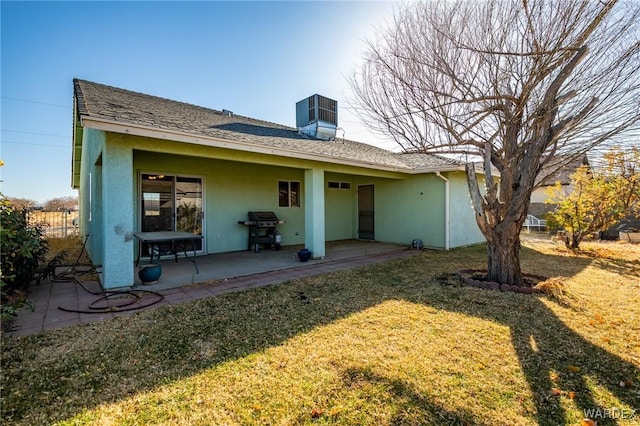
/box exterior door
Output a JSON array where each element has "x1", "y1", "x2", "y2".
[
  {"x1": 175, "y1": 177, "x2": 203, "y2": 250},
  {"x1": 141, "y1": 174, "x2": 174, "y2": 232},
  {"x1": 358, "y1": 184, "x2": 375, "y2": 240}
]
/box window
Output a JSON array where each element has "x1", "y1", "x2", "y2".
[
  {"x1": 279, "y1": 181, "x2": 300, "y2": 207},
  {"x1": 328, "y1": 181, "x2": 351, "y2": 190}
]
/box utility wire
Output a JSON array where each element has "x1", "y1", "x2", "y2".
[
  {"x1": 1, "y1": 96, "x2": 69, "y2": 109},
  {"x1": 1, "y1": 140, "x2": 67, "y2": 148},
  {"x1": 2, "y1": 130, "x2": 69, "y2": 138}
]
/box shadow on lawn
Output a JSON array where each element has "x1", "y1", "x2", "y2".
[
  {"x1": 2, "y1": 245, "x2": 638, "y2": 425},
  {"x1": 341, "y1": 366, "x2": 492, "y2": 426},
  {"x1": 417, "y1": 247, "x2": 640, "y2": 425},
  {"x1": 421, "y1": 290, "x2": 639, "y2": 425},
  {"x1": 590, "y1": 255, "x2": 640, "y2": 279}
]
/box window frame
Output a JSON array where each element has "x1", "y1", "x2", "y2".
[
  {"x1": 327, "y1": 181, "x2": 351, "y2": 190},
  {"x1": 278, "y1": 180, "x2": 301, "y2": 207}
]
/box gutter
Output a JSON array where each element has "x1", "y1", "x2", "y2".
[{"x1": 435, "y1": 172, "x2": 450, "y2": 250}]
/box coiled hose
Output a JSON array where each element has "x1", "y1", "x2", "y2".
[{"x1": 54, "y1": 235, "x2": 165, "y2": 314}]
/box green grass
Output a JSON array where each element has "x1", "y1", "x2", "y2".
[{"x1": 1, "y1": 239, "x2": 639, "y2": 425}]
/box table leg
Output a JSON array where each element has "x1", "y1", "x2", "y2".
[{"x1": 192, "y1": 239, "x2": 199, "y2": 274}]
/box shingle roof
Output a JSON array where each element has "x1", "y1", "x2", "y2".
[
  {"x1": 536, "y1": 154, "x2": 589, "y2": 186},
  {"x1": 73, "y1": 79, "x2": 463, "y2": 173},
  {"x1": 394, "y1": 153, "x2": 463, "y2": 170}
]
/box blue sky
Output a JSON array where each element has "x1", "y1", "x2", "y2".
[{"x1": 1, "y1": 1, "x2": 397, "y2": 204}]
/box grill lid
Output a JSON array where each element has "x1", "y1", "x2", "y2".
[{"x1": 248, "y1": 211, "x2": 280, "y2": 221}]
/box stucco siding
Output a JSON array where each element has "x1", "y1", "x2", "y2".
[
  {"x1": 127, "y1": 134, "x2": 414, "y2": 255},
  {"x1": 448, "y1": 172, "x2": 485, "y2": 248},
  {"x1": 132, "y1": 148, "x2": 447, "y2": 255},
  {"x1": 531, "y1": 184, "x2": 572, "y2": 204},
  {"x1": 366, "y1": 175, "x2": 447, "y2": 249},
  {"x1": 133, "y1": 150, "x2": 307, "y2": 254},
  {"x1": 101, "y1": 134, "x2": 135, "y2": 288},
  {"x1": 324, "y1": 172, "x2": 355, "y2": 241},
  {"x1": 78, "y1": 128, "x2": 106, "y2": 266},
  {"x1": 531, "y1": 187, "x2": 548, "y2": 204},
  {"x1": 305, "y1": 168, "x2": 326, "y2": 258}
]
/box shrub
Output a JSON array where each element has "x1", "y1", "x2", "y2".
[
  {"x1": 545, "y1": 148, "x2": 640, "y2": 249},
  {"x1": 0, "y1": 196, "x2": 49, "y2": 321}
]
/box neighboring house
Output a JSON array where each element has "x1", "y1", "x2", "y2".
[
  {"x1": 529, "y1": 154, "x2": 590, "y2": 219},
  {"x1": 72, "y1": 79, "x2": 485, "y2": 289}
]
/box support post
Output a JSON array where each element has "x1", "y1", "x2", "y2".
[
  {"x1": 101, "y1": 138, "x2": 135, "y2": 288},
  {"x1": 304, "y1": 168, "x2": 326, "y2": 259}
]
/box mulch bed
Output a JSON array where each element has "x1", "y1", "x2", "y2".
[{"x1": 453, "y1": 269, "x2": 547, "y2": 294}]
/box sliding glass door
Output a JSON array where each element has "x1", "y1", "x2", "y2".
[
  {"x1": 141, "y1": 174, "x2": 174, "y2": 232},
  {"x1": 140, "y1": 173, "x2": 204, "y2": 251},
  {"x1": 176, "y1": 177, "x2": 204, "y2": 245}
]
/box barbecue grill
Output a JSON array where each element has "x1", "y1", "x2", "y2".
[{"x1": 237, "y1": 211, "x2": 285, "y2": 252}]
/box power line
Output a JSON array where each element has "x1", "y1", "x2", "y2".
[
  {"x1": 1, "y1": 96, "x2": 69, "y2": 109},
  {"x1": 2, "y1": 130, "x2": 69, "y2": 138},
  {"x1": 1, "y1": 140, "x2": 68, "y2": 148}
]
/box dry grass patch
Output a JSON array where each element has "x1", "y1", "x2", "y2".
[{"x1": 1, "y1": 241, "x2": 639, "y2": 425}]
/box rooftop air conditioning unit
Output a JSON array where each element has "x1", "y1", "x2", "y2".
[{"x1": 296, "y1": 94, "x2": 338, "y2": 141}]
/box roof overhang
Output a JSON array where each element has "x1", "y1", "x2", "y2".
[
  {"x1": 411, "y1": 165, "x2": 467, "y2": 174},
  {"x1": 71, "y1": 98, "x2": 83, "y2": 189},
  {"x1": 78, "y1": 115, "x2": 425, "y2": 175}
]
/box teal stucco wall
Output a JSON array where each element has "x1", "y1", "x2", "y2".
[
  {"x1": 78, "y1": 128, "x2": 105, "y2": 267},
  {"x1": 78, "y1": 131, "x2": 135, "y2": 289},
  {"x1": 133, "y1": 150, "x2": 307, "y2": 254},
  {"x1": 324, "y1": 172, "x2": 355, "y2": 241},
  {"x1": 347, "y1": 172, "x2": 484, "y2": 249},
  {"x1": 305, "y1": 168, "x2": 326, "y2": 258},
  {"x1": 101, "y1": 135, "x2": 135, "y2": 288},
  {"x1": 448, "y1": 172, "x2": 486, "y2": 248},
  {"x1": 367, "y1": 174, "x2": 447, "y2": 249}
]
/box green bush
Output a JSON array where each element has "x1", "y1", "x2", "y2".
[{"x1": 0, "y1": 197, "x2": 49, "y2": 321}]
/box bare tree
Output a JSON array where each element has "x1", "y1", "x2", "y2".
[
  {"x1": 350, "y1": 0, "x2": 640, "y2": 286},
  {"x1": 4, "y1": 197, "x2": 37, "y2": 210},
  {"x1": 43, "y1": 196, "x2": 78, "y2": 211}
]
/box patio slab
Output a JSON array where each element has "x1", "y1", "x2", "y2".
[{"x1": 4, "y1": 240, "x2": 420, "y2": 337}]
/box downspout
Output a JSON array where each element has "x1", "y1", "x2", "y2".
[{"x1": 435, "y1": 172, "x2": 450, "y2": 250}]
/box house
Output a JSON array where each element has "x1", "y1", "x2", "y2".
[
  {"x1": 529, "y1": 154, "x2": 589, "y2": 219},
  {"x1": 72, "y1": 79, "x2": 485, "y2": 289}
]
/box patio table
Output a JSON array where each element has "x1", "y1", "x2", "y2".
[{"x1": 134, "y1": 231, "x2": 204, "y2": 274}]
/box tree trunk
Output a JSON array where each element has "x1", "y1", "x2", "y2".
[
  {"x1": 565, "y1": 231, "x2": 582, "y2": 250},
  {"x1": 466, "y1": 163, "x2": 531, "y2": 287},
  {"x1": 486, "y1": 230, "x2": 524, "y2": 287}
]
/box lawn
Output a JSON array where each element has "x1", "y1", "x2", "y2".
[{"x1": 1, "y1": 238, "x2": 639, "y2": 425}]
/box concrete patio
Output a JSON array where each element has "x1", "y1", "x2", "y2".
[
  {"x1": 5, "y1": 240, "x2": 420, "y2": 337},
  {"x1": 133, "y1": 240, "x2": 407, "y2": 291}
]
